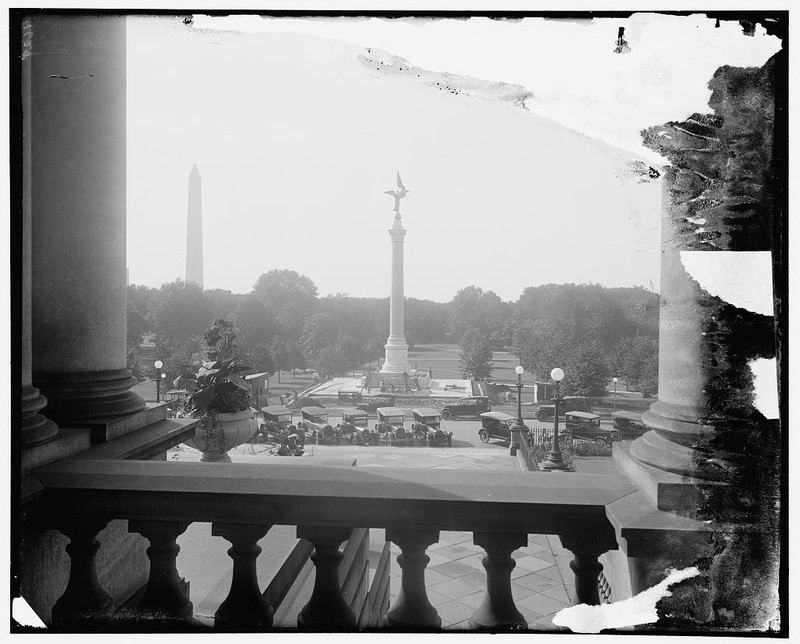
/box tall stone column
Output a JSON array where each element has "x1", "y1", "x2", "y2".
[
  {"x1": 629, "y1": 175, "x2": 716, "y2": 478},
  {"x1": 30, "y1": 15, "x2": 145, "y2": 424},
  {"x1": 20, "y1": 15, "x2": 58, "y2": 447},
  {"x1": 382, "y1": 214, "x2": 412, "y2": 374}
]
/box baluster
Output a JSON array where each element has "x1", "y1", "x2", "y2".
[
  {"x1": 385, "y1": 529, "x2": 441, "y2": 629},
  {"x1": 296, "y1": 526, "x2": 356, "y2": 630},
  {"x1": 559, "y1": 534, "x2": 615, "y2": 605},
  {"x1": 52, "y1": 519, "x2": 114, "y2": 628},
  {"x1": 469, "y1": 532, "x2": 528, "y2": 631},
  {"x1": 212, "y1": 523, "x2": 273, "y2": 630},
  {"x1": 128, "y1": 520, "x2": 193, "y2": 622}
]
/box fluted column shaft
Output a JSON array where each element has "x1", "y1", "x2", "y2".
[{"x1": 29, "y1": 15, "x2": 144, "y2": 424}]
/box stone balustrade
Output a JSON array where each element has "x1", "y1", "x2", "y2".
[{"x1": 34, "y1": 459, "x2": 638, "y2": 631}]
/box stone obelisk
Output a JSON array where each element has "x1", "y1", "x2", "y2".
[
  {"x1": 381, "y1": 173, "x2": 412, "y2": 374},
  {"x1": 186, "y1": 163, "x2": 204, "y2": 288}
]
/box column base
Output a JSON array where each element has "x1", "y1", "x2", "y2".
[
  {"x1": 21, "y1": 384, "x2": 59, "y2": 446},
  {"x1": 382, "y1": 337, "x2": 411, "y2": 374},
  {"x1": 33, "y1": 368, "x2": 146, "y2": 426}
]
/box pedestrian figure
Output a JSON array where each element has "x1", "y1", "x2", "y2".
[
  {"x1": 413, "y1": 374, "x2": 420, "y2": 391},
  {"x1": 365, "y1": 372, "x2": 372, "y2": 394},
  {"x1": 403, "y1": 372, "x2": 410, "y2": 393},
  {"x1": 428, "y1": 367, "x2": 433, "y2": 379},
  {"x1": 380, "y1": 379, "x2": 386, "y2": 393}
]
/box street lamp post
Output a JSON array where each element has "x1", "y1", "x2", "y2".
[
  {"x1": 514, "y1": 366, "x2": 525, "y2": 427},
  {"x1": 542, "y1": 367, "x2": 568, "y2": 471},
  {"x1": 154, "y1": 360, "x2": 163, "y2": 403},
  {"x1": 509, "y1": 365, "x2": 529, "y2": 457},
  {"x1": 612, "y1": 377, "x2": 618, "y2": 413}
]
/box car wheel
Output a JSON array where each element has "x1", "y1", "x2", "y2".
[
  {"x1": 535, "y1": 411, "x2": 548, "y2": 422},
  {"x1": 478, "y1": 429, "x2": 490, "y2": 443},
  {"x1": 594, "y1": 437, "x2": 608, "y2": 448},
  {"x1": 476, "y1": 411, "x2": 484, "y2": 419},
  {"x1": 441, "y1": 410, "x2": 452, "y2": 420}
]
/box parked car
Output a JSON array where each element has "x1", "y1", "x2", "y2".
[
  {"x1": 298, "y1": 407, "x2": 341, "y2": 445},
  {"x1": 563, "y1": 411, "x2": 617, "y2": 446},
  {"x1": 259, "y1": 406, "x2": 299, "y2": 443},
  {"x1": 375, "y1": 407, "x2": 413, "y2": 446},
  {"x1": 611, "y1": 411, "x2": 648, "y2": 440},
  {"x1": 477, "y1": 411, "x2": 517, "y2": 444},
  {"x1": 356, "y1": 394, "x2": 397, "y2": 414},
  {"x1": 339, "y1": 408, "x2": 378, "y2": 445},
  {"x1": 411, "y1": 408, "x2": 453, "y2": 447},
  {"x1": 337, "y1": 389, "x2": 363, "y2": 405},
  {"x1": 440, "y1": 396, "x2": 491, "y2": 420},
  {"x1": 534, "y1": 396, "x2": 592, "y2": 422}
]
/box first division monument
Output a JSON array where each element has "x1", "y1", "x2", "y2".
[{"x1": 381, "y1": 172, "x2": 412, "y2": 375}]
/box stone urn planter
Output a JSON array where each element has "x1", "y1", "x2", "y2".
[{"x1": 184, "y1": 409, "x2": 259, "y2": 462}]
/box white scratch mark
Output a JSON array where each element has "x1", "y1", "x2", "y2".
[
  {"x1": 749, "y1": 358, "x2": 779, "y2": 419},
  {"x1": 552, "y1": 567, "x2": 700, "y2": 633}
]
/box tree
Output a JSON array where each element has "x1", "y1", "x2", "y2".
[
  {"x1": 448, "y1": 286, "x2": 510, "y2": 344},
  {"x1": 561, "y1": 343, "x2": 612, "y2": 398},
  {"x1": 512, "y1": 318, "x2": 576, "y2": 381},
  {"x1": 150, "y1": 279, "x2": 214, "y2": 344},
  {"x1": 459, "y1": 330, "x2": 494, "y2": 381},
  {"x1": 620, "y1": 335, "x2": 659, "y2": 396},
  {"x1": 252, "y1": 269, "x2": 318, "y2": 312},
  {"x1": 300, "y1": 313, "x2": 339, "y2": 361},
  {"x1": 203, "y1": 318, "x2": 237, "y2": 349},
  {"x1": 318, "y1": 346, "x2": 347, "y2": 380},
  {"x1": 336, "y1": 333, "x2": 365, "y2": 375}
]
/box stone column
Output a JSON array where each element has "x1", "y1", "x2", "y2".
[
  {"x1": 625, "y1": 174, "x2": 722, "y2": 484},
  {"x1": 29, "y1": 15, "x2": 145, "y2": 425},
  {"x1": 20, "y1": 15, "x2": 58, "y2": 447},
  {"x1": 382, "y1": 214, "x2": 411, "y2": 374}
]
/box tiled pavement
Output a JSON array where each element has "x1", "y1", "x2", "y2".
[{"x1": 383, "y1": 530, "x2": 574, "y2": 630}]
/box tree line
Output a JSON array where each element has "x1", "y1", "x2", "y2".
[{"x1": 127, "y1": 271, "x2": 659, "y2": 397}]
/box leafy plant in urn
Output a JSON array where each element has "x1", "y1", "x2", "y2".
[{"x1": 175, "y1": 321, "x2": 258, "y2": 461}]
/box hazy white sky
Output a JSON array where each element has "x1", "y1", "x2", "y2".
[{"x1": 125, "y1": 14, "x2": 780, "y2": 302}]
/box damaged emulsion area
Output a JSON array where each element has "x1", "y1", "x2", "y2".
[{"x1": 636, "y1": 55, "x2": 781, "y2": 631}]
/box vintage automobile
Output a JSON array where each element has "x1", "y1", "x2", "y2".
[
  {"x1": 563, "y1": 411, "x2": 618, "y2": 446},
  {"x1": 375, "y1": 407, "x2": 413, "y2": 446},
  {"x1": 298, "y1": 407, "x2": 341, "y2": 445},
  {"x1": 356, "y1": 394, "x2": 397, "y2": 414},
  {"x1": 611, "y1": 410, "x2": 647, "y2": 440},
  {"x1": 259, "y1": 406, "x2": 300, "y2": 444},
  {"x1": 440, "y1": 396, "x2": 491, "y2": 420},
  {"x1": 337, "y1": 389, "x2": 363, "y2": 405},
  {"x1": 534, "y1": 396, "x2": 592, "y2": 422},
  {"x1": 411, "y1": 408, "x2": 453, "y2": 447},
  {"x1": 339, "y1": 408, "x2": 378, "y2": 446},
  {"x1": 477, "y1": 411, "x2": 518, "y2": 444}
]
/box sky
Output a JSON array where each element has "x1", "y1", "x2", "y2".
[{"x1": 125, "y1": 13, "x2": 781, "y2": 302}]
